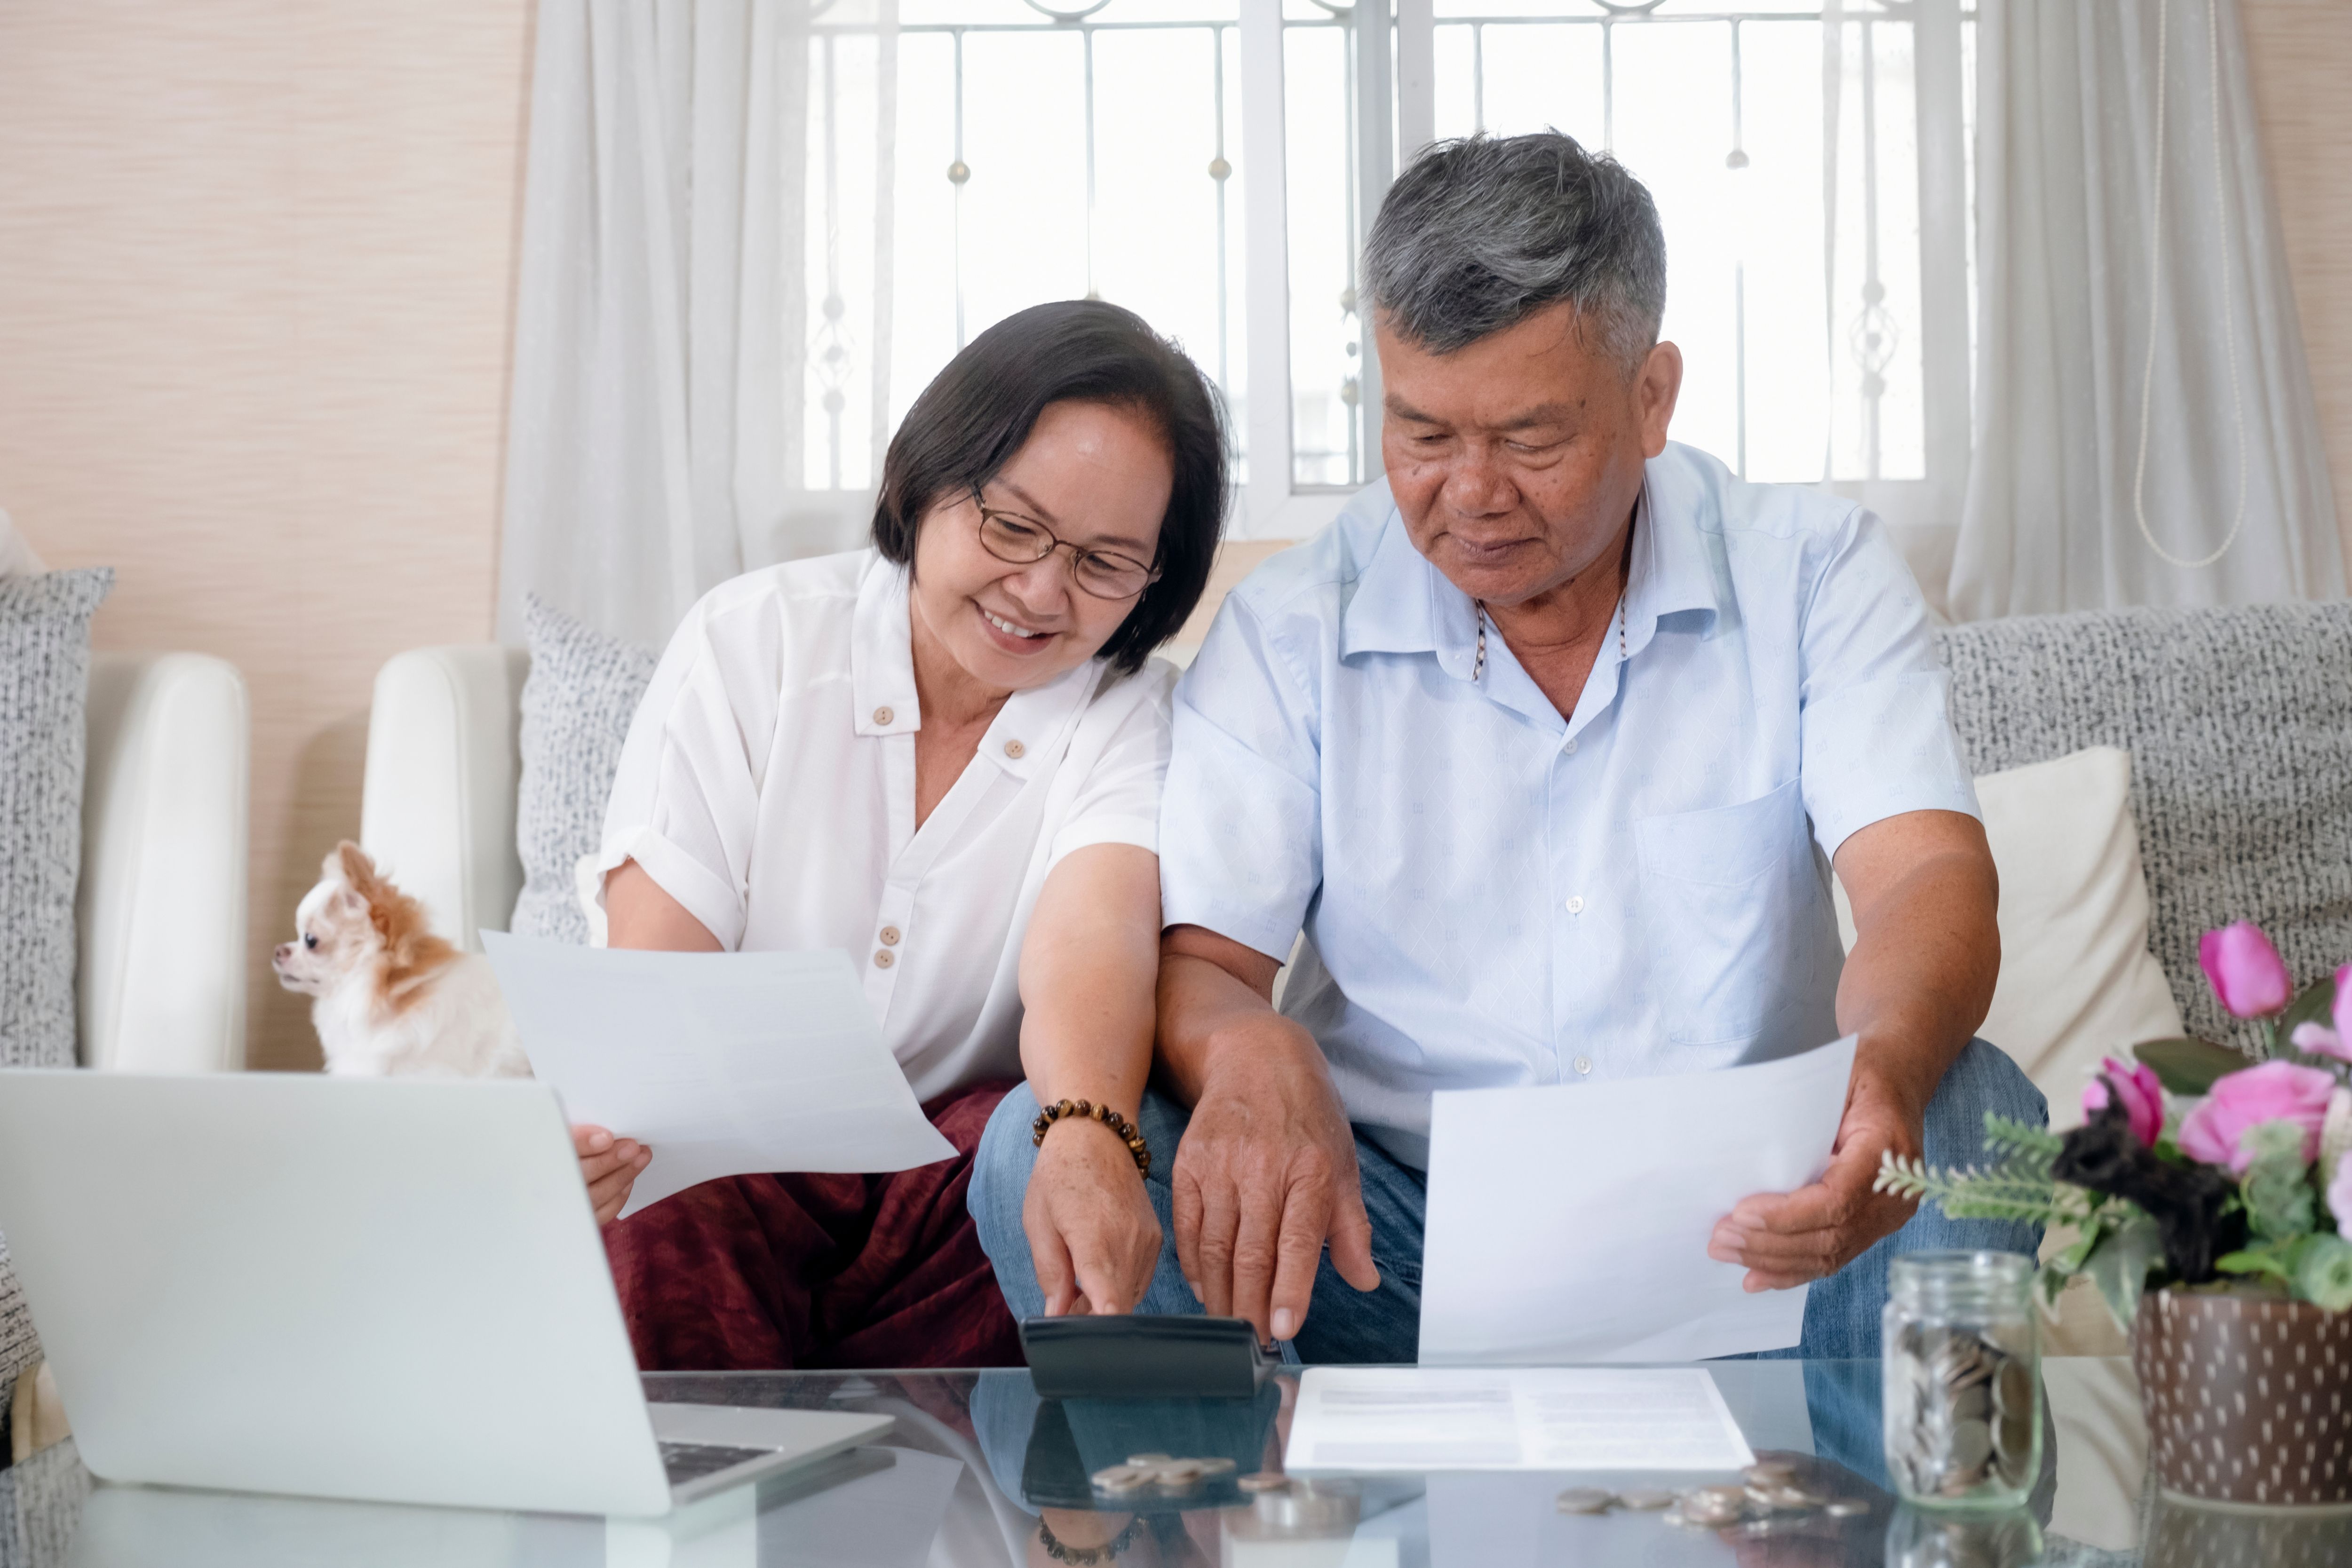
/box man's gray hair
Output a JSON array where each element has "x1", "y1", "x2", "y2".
[{"x1": 1365, "y1": 132, "x2": 1666, "y2": 372}]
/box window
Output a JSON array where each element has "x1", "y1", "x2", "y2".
[{"x1": 782, "y1": 0, "x2": 1972, "y2": 546}]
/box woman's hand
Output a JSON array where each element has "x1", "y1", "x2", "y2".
[
  {"x1": 574, "y1": 1124, "x2": 652, "y2": 1227},
  {"x1": 1025, "y1": 1117, "x2": 1161, "y2": 1316}
]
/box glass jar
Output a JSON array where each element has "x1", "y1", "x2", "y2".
[{"x1": 1882, "y1": 1250, "x2": 2042, "y2": 1509}]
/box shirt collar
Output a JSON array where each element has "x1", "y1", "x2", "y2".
[
  {"x1": 1337, "y1": 453, "x2": 1722, "y2": 681},
  {"x1": 1622, "y1": 451, "x2": 1723, "y2": 657},
  {"x1": 850, "y1": 551, "x2": 1105, "y2": 778}
]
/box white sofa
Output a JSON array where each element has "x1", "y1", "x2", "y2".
[
  {"x1": 360, "y1": 646, "x2": 529, "y2": 950},
  {"x1": 7, "y1": 649, "x2": 249, "y2": 1472},
  {"x1": 79, "y1": 652, "x2": 250, "y2": 1072}
]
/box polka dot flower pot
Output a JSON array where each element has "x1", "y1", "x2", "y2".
[{"x1": 2135, "y1": 1287, "x2": 2352, "y2": 1508}]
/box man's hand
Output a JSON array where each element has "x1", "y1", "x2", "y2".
[
  {"x1": 1708, "y1": 1063, "x2": 1925, "y2": 1290},
  {"x1": 1708, "y1": 809, "x2": 2001, "y2": 1291},
  {"x1": 1025, "y1": 1117, "x2": 1162, "y2": 1316},
  {"x1": 1170, "y1": 1018, "x2": 1381, "y2": 1344},
  {"x1": 574, "y1": 1124, "x2": 652, "y2": 1227}
]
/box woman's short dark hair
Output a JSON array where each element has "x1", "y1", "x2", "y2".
[{"x1": 872, "y1": 300, "x2": 1229, "y2": 676}]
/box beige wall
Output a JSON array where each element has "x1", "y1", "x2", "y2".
[
  {"x1": 2244, "y1": 0, "x2": 2352, "y2": 549},
  {"x1": 0, "y1": 2, "x2": 533, "y2": 1069},
  {"x1": 1, "y1": 3, "x2": 2349, "y2": 1072}
]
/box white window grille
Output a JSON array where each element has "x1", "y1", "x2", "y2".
[{"x1": 781, "y1": 0, "x2": 1973, "y2": 549}]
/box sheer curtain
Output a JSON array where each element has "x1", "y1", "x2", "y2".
[
  {"x1": 1948, "y1": 0, "x2": 2341, "y2": 619},
  {"x1": 499, "y1": 0, "x2": 895, "y2": 649}
]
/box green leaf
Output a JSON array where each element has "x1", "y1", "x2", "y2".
[
  {"x1": 2085, "y1": 1213, "x2": 2164, "y2": 1334},
  {"x1": 1981, "y1": 1112, "x2": 2063, "y2": 1162},
  {"x1": 2294, "y1": 1235, "x2": 2352, "y2": 1312},
  {"x1": 2281, "y1": 975, "x2": 2338, "y2": 1041},
  {"x1": 2217, "y1": 1247, "x2": 2296, "y2": 1283},
  {"x1": 2134, "y1": 1036, "x2": 2253, "y2": 1096}
]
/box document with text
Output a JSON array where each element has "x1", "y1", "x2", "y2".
[
  {"x1": 1418, "y1": 1036, "x2": 1858, "y2": 1364},
  {"x1": 483, "y1": 934, "x2": 955, "y2": 1218},
  {"x1": 1284, "y1": 1367, "x2": 1755, "y2": 1473}
]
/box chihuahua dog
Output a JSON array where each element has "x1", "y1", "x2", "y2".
[{"x1": 274, "y1": 841, "x2": 529, "y2": 1078}]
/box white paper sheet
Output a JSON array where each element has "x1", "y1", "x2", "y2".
[
  {"x1": 1419, "y1": 1036, "x2": 1857, "y2": 1364},
  {"x1": 1284, "y1": 1368, "x2": 1755, "y2": 1473},
  {"x1": 481, "y1": 934, "x2": 955, "y2": 1218}
]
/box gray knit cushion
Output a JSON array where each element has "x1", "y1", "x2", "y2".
[
  {"x1": 0, "y1": 568, "x2": 110, "y2": 1401},
  {"x1": 1938, "y1": 601, "x2": 2352, "y2": 1054},
  {"x1": 510, "y1": 595, "x2": 659, "y2": 945}
]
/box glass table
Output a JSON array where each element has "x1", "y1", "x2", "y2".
[{"x1": 7, "y1": 1357, "x2": 2344, "y2": 1567}]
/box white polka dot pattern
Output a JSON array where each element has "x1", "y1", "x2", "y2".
[{"x1": 2134, "y1": 1288, "x2": 2352, "y2": 1507}]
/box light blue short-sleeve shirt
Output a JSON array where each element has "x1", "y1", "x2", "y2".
[{"x1": 1160, "y1": 441, "x2": 1977, "y2": 1166}]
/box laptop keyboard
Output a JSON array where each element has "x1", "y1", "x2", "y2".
[{"x1": 660, "y1": 1440, "x2": 774, "y2": 1486}]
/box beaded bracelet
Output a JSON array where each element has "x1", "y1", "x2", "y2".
[{"x1": 1031, "y1": 1097, "x2": 1152, "y2": 1179}]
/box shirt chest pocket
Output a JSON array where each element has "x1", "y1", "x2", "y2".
[{"x1": 1633, "y1": 780, "x2": 1819, "y2": 1046}]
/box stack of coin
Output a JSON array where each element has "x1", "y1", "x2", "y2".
[
  {"x1": 1089, "y1": 1455, "x2": 1239, "y2": 1497},
  {"x1": 1884, "y1": 1322, "x2": 2037, "y2": 1502}
]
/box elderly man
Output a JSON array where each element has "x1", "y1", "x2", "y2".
[{"x1": 971, "y1": 132, "x2": 2040, "y2": 1362}]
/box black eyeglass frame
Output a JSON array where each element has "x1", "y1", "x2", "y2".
[{"x1": 969, "y1": 483, "x2": 1164, "y2": 602}]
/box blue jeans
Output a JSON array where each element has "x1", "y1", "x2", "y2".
[{"x1": 968, "y1": 1039, "x2": 2045, "y2": 1362}]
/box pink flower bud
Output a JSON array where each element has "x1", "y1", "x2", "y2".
[
  {"x1": 2082, "y1": 1056, "x2": 2165, "y2": 1148},
  {"x1": 2291, "y1": 1021, "x2": 2352, "y2": 1065},
  {"x1": 2199, "y1": 922, "x2": 2293, "y2": 1019}
]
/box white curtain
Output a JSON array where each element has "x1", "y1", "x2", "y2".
[
  {"x1": 500, "y1": 0, "x2": 896, "y2": 649},
  {"x1": 1948, "y1": 0, "x2": 2341, "y2": 619}
]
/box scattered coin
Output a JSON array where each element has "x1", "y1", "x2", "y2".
[
  {"x1": 1826, "y1": 1498, "x2": 1869, "y2": 1518},
  {"x1": 1617, "y1": 1488, "x2": 1677, "y2": 1510},
  {"x1": 1192, "y1": 1457, "x2": 1239, "y2": 1477},
  {"x1": 1236, "y1": 1472, "x2": 1289, "y2": 1494},
  {"x1": 1090, "y1": 1465, "x2": 1149, "y2": 1494},
  {"x1": 1742, "y1": 1461, "x2": 1797, "y2": 1486},
  {"x1": 1127, "y1": 1453, "x2": 1173, "y2": 1466},
  {"x1": 1555, "y1": 1487, "x2": 1613, "y2": 1514}
]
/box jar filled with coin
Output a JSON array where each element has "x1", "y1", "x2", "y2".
[{"x1": 1882, "y1": 1251, "x2": 2041, "y2": 1509}]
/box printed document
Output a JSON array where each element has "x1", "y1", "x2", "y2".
[
  {"x1": 483, "y1": 934, "x2": 955, "y2": 1218},
  {"x1": 1284, "y1": 1368, "x2": 1754, "y2": 1473},
  {"x1": 1419, "y1": 1036, "x2": 1857, "y2": 1363}
]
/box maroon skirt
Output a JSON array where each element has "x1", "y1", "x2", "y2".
[{"x1": 603, "y1": 1079, "x2": 1025, "y2": 1371}]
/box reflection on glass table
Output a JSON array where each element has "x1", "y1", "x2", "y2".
[{"x1": 16, "y1": 1358, "x2": 2352, "y2": 1568}]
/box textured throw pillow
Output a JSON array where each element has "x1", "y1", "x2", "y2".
[
  {"x1": 510, "y1": 595, "x2": 659, "y2": 945},
  {"x1": 1938, "y1": 602, "x2": 2352, "y2": 1057},
  {"x1": 1832, "y1": 746, "x2": 2185, "y2": 1128},
  {"x1": 0, "y1": 567, "x2": 112, "y2": 1396}
]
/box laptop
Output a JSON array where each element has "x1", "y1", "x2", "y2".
[{"x1": 0, "y1": 1069, "x2": 894, "y2": 1517}]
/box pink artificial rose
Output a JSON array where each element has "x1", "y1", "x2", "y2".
[
  {"x1": 2082, "y1": 1056, "x2": 2165, "y2": 1148},
  {"x1": 2199, "y1": 922, "x2": 2293, "y2": 1018},
  {"x1": 2291, "y1": 1020, "x2": 2352, "y2": 1065},
  {"x1": 2335, "y1": 1156, "x2": 2352, "y2": 1243},
  {"x1": 2333, "y1": 962, "x2": 2352, "y2": 1044},
  {"x1": 2177, "y1": 1060, "x2": 2337, "y2": 1173}
]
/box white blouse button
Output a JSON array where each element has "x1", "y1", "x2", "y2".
[
  {"x1": 873, "y1": 706, "x2": 894, "y2": 726},
  {"x1": 879, "y1": 925, "x2": 901, "y2": 946},
  {"x1": 1004, "y1": 739, "x2": 1026, "y2": 760},
  {"x1": 873, "y1": 950, "x2": 895, "y2": 969},
  {"x1": 1574, "y1": 1055, "x2": 1593, "y2": 1076},
  {"x1": 1565, "y1": 895, "x2": 1585, "y2": 914},
  {"x1": 1565, "y1": 738, "x2": 1578, "y2": 755}
]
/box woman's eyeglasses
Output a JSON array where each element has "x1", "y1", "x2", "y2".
[{"x1": 970, "y1": 485, "x2": 1161, "y2": 601}]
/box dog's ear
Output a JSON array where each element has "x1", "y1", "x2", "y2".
[{"x1": 336, "y1": 841, "x2": 379, "y2": 896}]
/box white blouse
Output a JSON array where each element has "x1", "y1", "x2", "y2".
[{"x1": 590, "y1": 549, "x2": 1173, "y2": 1102}]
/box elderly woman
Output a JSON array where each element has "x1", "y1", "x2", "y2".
[{"x1": 574, "y1": 301, "x2": 1225, "y2": 1370}]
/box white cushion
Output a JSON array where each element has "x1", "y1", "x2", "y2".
[
  {"x1": 79, "y1": 652, "x2": 251, "y2": 1072},
  {"x1": 359, "y1": 645, "x2": 530, "y2": 950},
  {"x1": 1834, "y1": 745, "x2": 2183, "y2": 1129}
]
